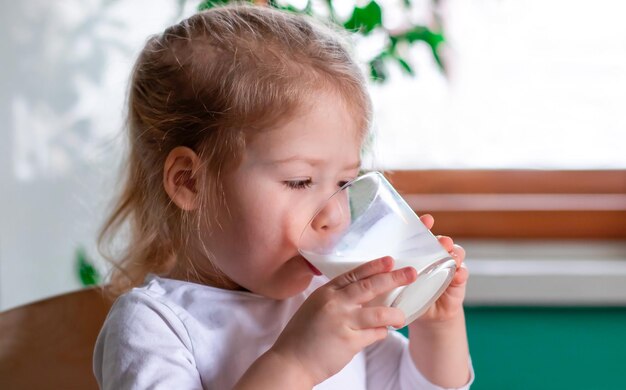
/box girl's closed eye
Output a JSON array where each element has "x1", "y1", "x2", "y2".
[
  {"x1": 283, "y1": 179, "x2": 353, "y2": 190},
  {"x1": 284, "y1": 178, "x2": 313, "y2": 190}
]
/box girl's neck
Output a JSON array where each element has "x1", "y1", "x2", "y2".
[{"x1": 166, "y1": 254, "x2": 246, "y2": 291}]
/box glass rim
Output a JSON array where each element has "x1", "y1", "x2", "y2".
[{"x1": 298, "y1": 170, "x2": 385, "y2": 245}]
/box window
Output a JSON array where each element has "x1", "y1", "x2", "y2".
[
  {"x1": 361, "y1": 0, "x2": 626, "y2": 240},
  {"x1": 385, "y1": 170, "x2": 626, "y2": 239}
]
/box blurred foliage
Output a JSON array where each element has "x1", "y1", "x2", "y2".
[
  {"x1": 76, "y1": 247, "x2": 101, "y2": 286},
  {"x1": 195, "y1": 0, "x2": 446, "y2": 83}
]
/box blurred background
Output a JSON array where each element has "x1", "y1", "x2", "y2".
[{"x1": 1, "y1": 0, "x2": 625, "y2": 388}]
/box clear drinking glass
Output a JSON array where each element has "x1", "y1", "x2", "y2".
[{"x1": 298, "y1": 171, "x2": 457, "y2": 326}]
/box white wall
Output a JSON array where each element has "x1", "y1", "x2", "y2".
[{"x1": 0, "y1": 0, "x2": 187, "y2": 310}]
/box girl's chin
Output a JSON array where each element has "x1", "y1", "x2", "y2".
[{"x1": 236, "y1": 256, "x2": 317, "y2": 300}]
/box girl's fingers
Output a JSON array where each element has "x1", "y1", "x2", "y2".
[
  {"x1": 437, "y1": 235, "x2": 454, "y2": 251},
  {"x1": 358, "y1": 327, "x2": 390, "y2": 346},
  {"x1": 436, "y1": 235, "x2": 465, "y2": 268},
  {"x1": 451, "y1": 244, "x2": 466, "y2": 268},
  {"x1": 353, "y1": 306, "x2": 406, "y2": 330},
  {"x1": 419, "y1": 214, "x2": 434, "y2": 230},
  {"x1": 330, "y1": 256, "x2": 394, "y2": 289},
  {"x1": 340, "y1": 266, "x2": 417, "y2": 304},
  {"x1": 451, "y1": 261, "x2": 469, "y2": 286}
]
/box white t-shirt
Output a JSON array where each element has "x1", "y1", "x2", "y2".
[{"x1": 93, "y1": 274, "x2": 474, "y2": 389}]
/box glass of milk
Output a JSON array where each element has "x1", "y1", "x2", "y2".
[{"x1": 298, "y1": 171, "x2": 457, "y2": 326}]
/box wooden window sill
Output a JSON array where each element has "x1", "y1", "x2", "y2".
[{"x1": 384, "y1": 170, "x2": 626, "y2": 239}]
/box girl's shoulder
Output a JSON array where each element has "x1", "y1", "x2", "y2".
[
  {"x1": 95, "y1": 275, "x2": 333, "y2": 388},
  {"x1": 103, "y1": 274, "x2": 330, "y2": 340},
  {"x1": 104, "y1": 275, "x2": 195, "y2": 328},
  {"x1": 108, "y1": 274, "x2": 329, "y2": 324},
  {"x1": 133, "y1": 273, "x2": 330, "y2": 303},
  {"x1": 107, "y1": 274, "x2": 265, "y2": 320}
]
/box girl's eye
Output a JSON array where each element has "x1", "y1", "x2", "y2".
[
  {"x1": 284, "y1": 179, "x2": 313, "y2": 190},
  {"x1": 339, "y1": 176, "x2": 358, "y2": 188}
]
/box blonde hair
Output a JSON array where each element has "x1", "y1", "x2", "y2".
[{"x1": 98, "y1": 3, "x2": 373, "y2": 294}]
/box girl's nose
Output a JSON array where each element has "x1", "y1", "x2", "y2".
[{"x1": 310, "y1": 192, "x2": 350, "y2": 233}]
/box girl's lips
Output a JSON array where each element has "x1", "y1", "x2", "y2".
[{"x1": 302, "y1": 256, "x2": 322, "y2": 276}]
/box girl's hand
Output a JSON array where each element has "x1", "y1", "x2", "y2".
[
  {"x1": 412, "y1": 214, "x2": 470, "y2": 325},
  {"x1": 270, "y1": 256, "x2": 417, "y2": 386}
]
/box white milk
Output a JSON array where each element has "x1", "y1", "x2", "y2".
[
  {"x1": 300, "y1": 249, "x2": 455, "y2": 322},
  {"x1": 335, "y1": 212, "x2": 450, "y2": 266},
  {"x1": 301, "y1": 252, "x2": 445, "y2": 280},
  {"x1": 299, "y1": 212, "x2": 455, "y2": 323},
  {"x1": 304, "y1": 214, "x2": 450, "y2": 279},
  {"x1": 393, "y1": 265, "x2": 455, "y2": 324}
]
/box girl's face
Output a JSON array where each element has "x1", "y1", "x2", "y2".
[{"x1": 205, "y1": 91, "x2": 362, "y2": 299}]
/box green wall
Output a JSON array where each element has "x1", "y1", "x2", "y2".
[{"x1": 399, "y1": 307, "x2": 626, "y2": 390}]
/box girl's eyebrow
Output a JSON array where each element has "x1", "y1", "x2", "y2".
[{"x1": 272, "y1": 156, "x2": 361, "y2": 170}]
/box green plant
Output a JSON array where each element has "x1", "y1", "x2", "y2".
[
  {"x1": 196, "y1": 0, "x2": 446, "y2": 82},
  {"x1": 76, "y1": 246, "x2": 101, "y2": 286}
]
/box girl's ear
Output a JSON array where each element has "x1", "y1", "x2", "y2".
[{"x1": 163, "y1": 146, "x2": 201, "y2": 211}]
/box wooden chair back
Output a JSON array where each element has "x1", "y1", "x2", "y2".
[{"x1": 0, "y1": 287, "x2": 113, "y2": 389}]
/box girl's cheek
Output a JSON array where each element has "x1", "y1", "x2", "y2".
[{"x1": 283, "y1": 214, "x2": 306, "y2": 248}]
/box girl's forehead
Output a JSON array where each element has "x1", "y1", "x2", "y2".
[
  {"x1": 260, "y1": 113, "x2": 359, "y2": 150},
  {"x1": 284, "y1": 92, "x2": 359, "y2": 133},
  {"x1": 243, "y1": 92, "x2": 365, "y2": 172},
  {"x1": 244, "y1": 99, "x2": 363, "y2": 168}
]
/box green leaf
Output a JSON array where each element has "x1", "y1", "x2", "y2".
[
  {"x1": 394, "y1": 55, "x2": 414, "y2": 76},
  {"x1": 392, "y1": 25, "x2": 446, "y2": 71},
  {"x1": 76, "y1": 247, "x2": 101, "y2": 287},
  {"x1": 369, "y1": 56, "x2": 387, "y2": 82},
  {"x1": 399, "y1": 25, "x2": 445, "y2": 48},
  {"x1": 343, "y1": 1, "x2": 383, "y2": 35},
  {"x1": 431, "y1": 48, "x2": 445, "y2": 71}
]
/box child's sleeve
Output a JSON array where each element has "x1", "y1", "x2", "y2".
[
  {"x1": 93, "y1": 291, "x2": 203, "y2": 390},
  {"x1": 364, "y1": 330, "x2": 474, "y2": 390}
]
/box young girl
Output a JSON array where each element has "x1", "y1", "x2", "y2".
[{"x1": 94, "y1": 4, "x2": 473, "y2": 389}]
